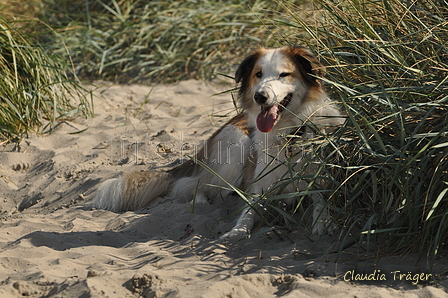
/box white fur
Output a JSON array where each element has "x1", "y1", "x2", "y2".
[{"x1": 170, "y1": 125, "x2": 250, "y2": 204}]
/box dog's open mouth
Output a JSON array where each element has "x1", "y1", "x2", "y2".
[{"x1": 256, "y1": 93, "x2": 292, "y2": 133}]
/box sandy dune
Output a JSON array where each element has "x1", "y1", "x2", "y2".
[{"x1": 1, "y1": 80, "x2": 447, "y2": 297}]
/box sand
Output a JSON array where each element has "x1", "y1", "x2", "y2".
[{"x1": 1, "y1": 80, "x2": 447, "y2": 297}]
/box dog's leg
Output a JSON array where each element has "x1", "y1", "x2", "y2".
[
  {"x1": 220, "y1": 197, "x2": 258, "y2": 240},
  {"x1": 171, "y1": 176, "x2": 211, "y2": 205},
  {"x1": 311, "y1": 193, "x2": 334, "y2": 235}
]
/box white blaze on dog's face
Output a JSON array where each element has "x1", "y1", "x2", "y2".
[{"x1": 236, "y1": 46, "x2": 324, "y2": 133}]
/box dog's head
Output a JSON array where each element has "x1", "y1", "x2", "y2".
[{"x1": 235, "y1": 46, "x2": 325, "y2": 133}]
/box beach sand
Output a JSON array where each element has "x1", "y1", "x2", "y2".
[{"x1": 1, "y1": 80, "x2": 447, "y2": 297}]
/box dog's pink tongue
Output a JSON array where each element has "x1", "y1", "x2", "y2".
[{"x1": 256, "y1": 105, "x2": 278, "y2": 133}]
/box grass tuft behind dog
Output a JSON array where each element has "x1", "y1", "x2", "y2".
[{"x1": 25, "y1": 0, "x2": 305, "y2": 84}]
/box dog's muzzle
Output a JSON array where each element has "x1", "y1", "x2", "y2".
[{"x1": 255, "y1": 93, "x2": 292, "y2": 133}]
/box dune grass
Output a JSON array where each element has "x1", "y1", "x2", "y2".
[
  {"x1": 33, "y1": 0, "x2": 302, "y2": 84},
  {"x1": 261, "y1": 0, "x2": 448, "y2": 264},
  {"x1": 0, "y1": 16, "x2": 92, "y2": 144}
]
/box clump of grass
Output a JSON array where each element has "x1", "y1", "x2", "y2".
[
  {"x1": 0, "y1": 16, "x2": 93, "y2": 144},
  {"x1": 271, "y1": 0, "x2": 448, "y2": 262},
  {"x1": 33, "y1": 0, "x2": 305, "y2": 84}
]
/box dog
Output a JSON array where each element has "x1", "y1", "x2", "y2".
[{"x1": 93, "y1": 46, "x2": 344, "y2": 240}]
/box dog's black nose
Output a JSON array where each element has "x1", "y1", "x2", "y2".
[{"x1": 254, "y1": 91, "x2": 268, "y2": 104}]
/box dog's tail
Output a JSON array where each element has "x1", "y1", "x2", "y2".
[{"x1": 93, "y1": 171, "x2": 172, "y2": 212}]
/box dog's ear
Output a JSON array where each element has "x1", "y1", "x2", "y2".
[
  {"x1": 235, "y1": 49, "x2": 263, "y2": 83},
  {"x1": 285, "y1": 46, "x2": 324, "y2": 86}
]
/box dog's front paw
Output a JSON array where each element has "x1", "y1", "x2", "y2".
[
  {"x1": 312, "y1": 221, "x2": 325, "y2": 235},
  {"x1": 219, "y1": 226, "x2": 249, "y2": 240},
  {"x1": 312, "y1": 219, "x2": 336, "y2": 236}
]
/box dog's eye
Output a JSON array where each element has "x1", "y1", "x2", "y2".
[
  {"x1": 255, "y1": 71, "x2": 262, "y2": 78},
  {"x1": 279, "y1": 72, "x2": 291, "y2": 78}
]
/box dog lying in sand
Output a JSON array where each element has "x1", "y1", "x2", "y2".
[{"x1": 93, "y1": 46, "x2": 344, "y2": 239}]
